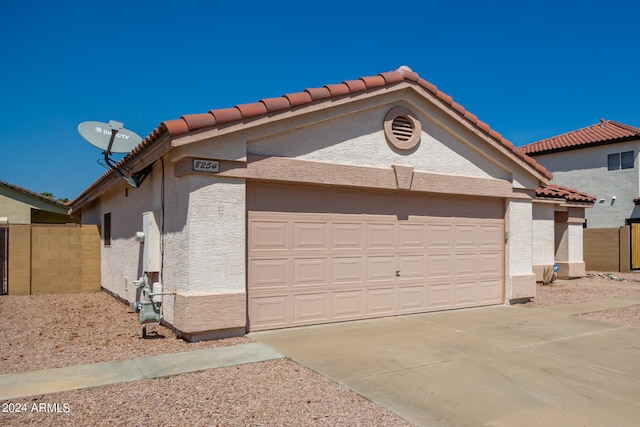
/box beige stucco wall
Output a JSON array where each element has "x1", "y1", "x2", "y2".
[
  {"x1": 532, "y1": 141, "x2": 640, "y2": 228},
  {"x1": 505, "y1": 198, "x2": 536, "y2": 300},
  {"x1": 532, "y1": 202, "x2": 556, "y2": 280},
  {"x1": 0, "y1": 194, "x2": 32, "y2": 224},
  {"x1": 0, "y1": 186, "x2": 71, "y2": 225}
]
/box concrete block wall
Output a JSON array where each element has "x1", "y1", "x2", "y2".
[
  {"x1": 583, "y1": 226, "x2": 630, "y2": 272},
  {"x1": 7, "y1": 225, "x2": 30, "y2": 295},
  {"x1": 5, "y1": 224, "x2": 101, "y2": 295}
]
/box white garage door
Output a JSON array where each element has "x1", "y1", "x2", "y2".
[{"x1": 247, "y1": 183, "x2": 504, "y2": 331}]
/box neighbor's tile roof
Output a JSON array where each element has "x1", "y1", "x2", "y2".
[
  {"x1": 72, "y1": 66, "x2": 552, "y2": 207},
  {"x1": 0, "y1": 179, "x2": 69, "y2": 207},
  {"x1": 521, "y1": 119, "x2": 640, "y2": 155},
  {"x1": 536, "y1": 184, "x2": 596, "y2": 203}
]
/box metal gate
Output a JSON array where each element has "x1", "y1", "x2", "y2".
[
  {"x1": 0, "y1": 227, "x2": 8, "y2": 294},
  {"x1": 632, "y1": 223, "x2": 640, "y2": 270}
]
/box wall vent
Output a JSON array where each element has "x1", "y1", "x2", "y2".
[{"x1": 384, "y1": 106, "x2": 421, "y2": 150}]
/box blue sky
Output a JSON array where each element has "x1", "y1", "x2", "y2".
[{"x1": 2, "y1": 1, "x2": 640, "y2": 200}]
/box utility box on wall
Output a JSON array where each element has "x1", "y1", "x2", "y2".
[{"x1": 143, "y1": 211, "x2": 161, "y2": 272}]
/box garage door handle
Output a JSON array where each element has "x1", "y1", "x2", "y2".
[{"x1": 395, "y1": 270, "x2": 401, "y2": 277}]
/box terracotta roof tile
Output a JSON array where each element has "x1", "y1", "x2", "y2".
[
  {"x1": 536, "y1": 183, "x2": 596, "y2": 203},
  {"x1": 284, "y1": 91, "x2": 312, "y2": 106},
  {"x1": 235, "y1": 102, "x2": 268, "y2": 119},
  {"x1": 343, "y1": 79, "x2": 367, "y2": 93},
  {"x1": 417, "y1": 77, "x2": 437, "y2": 94},
  {"x1": 260, "y1": 97, "x2": 291, "y2": 113},
  {"x1": 210, "y1": 107, "x2": 243, "y2": 124},
  {"x1": 522, "y1": 119, "x2": 640, "y2": 155},
  {"x1": 397, "y1": 65, "x2": 419, "y2": 82},
  {"x1": 304, "y1": 87, "x2": 332, "y2": 101},
  {"x1": 378, "y1": 71, "x2": 404, "y2": 84},
  {"x1": 359, "y1": 75, "x2": 386, "y2": 89},
  {"x1": 73, "y1": 66, "x2": 554, "y2": 206},
  {"x1": 181, "y1": 113, "x2": 216, "y2": 130},
  {"x1": 161, "y1": 119, "x2": 190, "y2": 136},
  {"x1": 324, "y1": 83, "x2": 351, "y2": 97}
]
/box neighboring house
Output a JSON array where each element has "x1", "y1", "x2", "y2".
[
  {"x1": 0, "y1": 180, "x2": 77, "y2": 224},
  {"x1": 521, "y1": 119, "x2": 640, "y2": 229},
  {"x1": 70, "y1": 66, "x2": 593, "y2": 341}
]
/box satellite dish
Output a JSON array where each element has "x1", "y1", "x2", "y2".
[
  {"x1": 78, "y1": 120, "x2": 142, "y2": 154},
  {"x1": 78, "y1": 119, "x2": 151, "y2": 189}
]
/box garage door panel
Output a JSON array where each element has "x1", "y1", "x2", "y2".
[
  {"x1": 479, "y1": 279, "x2": 503, "y2": 303},
  {"x1": 249, "y1": 259, "x2": 288, "y2": 289},
  {"x1": 367, "y1": 223, "x2": 396, "y2": 248},
  {"x1": 428, "y1": 283, "x2": 454, "y2": 308},
  {"x1": 250, "y1": 221, "x2": 288, "y2": 251},
  {"x1": 293, "y1": 222, "x2": 328, "y2": 249},
  {"x1": 293, "y1": 293, "x2": 329, "y2": 323},
  {"x1": 428, "y1": 224, "x2": 454, "y2": 249},
  {"x1": 332, "y1": 290, "x2": 365, "y2": 318},
  {"x1": 398, "y1": 286, "x2": 424, "y2": 312},
  {"x1": 398, "y1": 255, "x2": 426, "y2": 280},
  {"x1": 332, "y1": 257, "x2": 365, "y2": 283},
  {"x1": 332, "y1": 223, "x2": 364, "y2": 249},
  {"x1": 367, "y1": 288, "x2": 396, "y2": 315},
  {"x1": 398, "y1": 224, "x2": 426, "y2": 248},
  {"x1": 367, "y1": 256, "x2": 396, "y2": 281},
  {"x1": 248, "y1": 183, "x2": 504, "y2": 331},
  {"x1": 249, "y1": 295, "x2": 289, "y2": 330},
  {"x1": 427, "y1": 254, "x2": 454, "y2": 279},
  {"x1": 453, "y1": 253, "x2": 478, "y2": 277},
  {"x1": 455, "y1": 282, "x2": 477, "y2": 305},
  {"x1": 455, "y1": 224, "x2": 479, "y2": 248},
  {"x1": 293, "y1": 258, "x2": 329, "y2": 286},
  {"x1": 479, "y1": 224, "x2": 503, "y2": 247},
  {"x1": 478, "y1": 253, "x2": 502, "y2": 276}
]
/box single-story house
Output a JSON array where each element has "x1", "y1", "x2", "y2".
[
  {"x1": 70, "y1": 66, "x2": 594, "y2": 341},
  {"x1": 0, "y1": 179, "x2": 77, "y2": 224}
]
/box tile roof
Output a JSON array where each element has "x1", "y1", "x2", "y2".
[
  {"x1": 536, "y1": 183, "x2": 596, "y2": 203},
  {"x1": 0, "y1": 179, "x2": 70, "y2": 208},
  {"x1": 72, "y1": 66, "x2": 552, "y2": 206},
  {"x1": 521, "y1": 119, "x2": 640, "y2": 155}
]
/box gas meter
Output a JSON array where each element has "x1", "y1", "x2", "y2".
[{"x1": 130, "y1": 276, "x2": 171, "y2": 338}]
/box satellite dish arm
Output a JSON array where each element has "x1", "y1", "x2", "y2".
[{"x1": 102, "y1": 128, "x2": 152, "y2": 188}]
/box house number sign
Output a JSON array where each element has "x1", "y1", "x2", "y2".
[{"x1": 193, "y1": 159, "x2": 219, "y2": 173}]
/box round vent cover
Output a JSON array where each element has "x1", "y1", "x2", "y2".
[{"x1": 383, "y1": 106, "x2": 421, "y2": 150}]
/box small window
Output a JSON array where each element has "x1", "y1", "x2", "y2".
[
  {"x1": 621, "y1": 151, "x2": 634, "y2": 169},
  {"x1": 103, "y1": 212, "x2": 111, "y2": 246},
  {"x1": 608, "y1": 151, "x2": 635, "y2": 170},
  {"x1": 608, "y1": 153, "x2": 620, "y2": 170}
]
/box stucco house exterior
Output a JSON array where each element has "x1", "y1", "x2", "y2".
[
  {"x1": 70, "y1": 66, "x2": 593, "y2": 341},
  {"x1": 0, "y1": 180, "x2": 76, "y2": 224},
  {"x1": 521, "y1": 119, "x2": 640, "y2": 229}
]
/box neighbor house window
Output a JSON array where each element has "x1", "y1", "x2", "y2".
[
  {"x1": 608, "y1": 151, "x2": 634, "y2": 170},
  {"x1": 103, "y1": 212, "x2": 111, "y2": 246}
]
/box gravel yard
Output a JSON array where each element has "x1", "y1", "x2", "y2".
[{"x1": 2, "y1": 272, "x2": 640, "y2": 426}]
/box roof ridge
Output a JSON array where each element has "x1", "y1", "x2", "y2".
[
  {"x1": 71, "y1": 67, "x2": 552, "y2": 206},
  {"x1": 608, "y1": 120, "x2": 640, "y2": 134},
  {"x1": 522, "y1": 119, "x2": 640, "y2": 155},
  {"x1": 0, "y1": 179, "x2": 70, "y2": 207}
]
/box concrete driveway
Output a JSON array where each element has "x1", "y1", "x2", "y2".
[{"x1": 251, "y1": 297, "x2": 640, "y2": 426}]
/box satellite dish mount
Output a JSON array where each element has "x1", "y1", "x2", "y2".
[{"x1": 78, "y1": 120, "x2": 151, "y2": 188}]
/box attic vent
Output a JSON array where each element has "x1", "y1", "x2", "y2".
[
  {"x1": 391, "y1": 116, "x2": 413, "y2": 141},
  {"x1": 384, "y1": 106, "x2": 421, "y2": 150}
]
